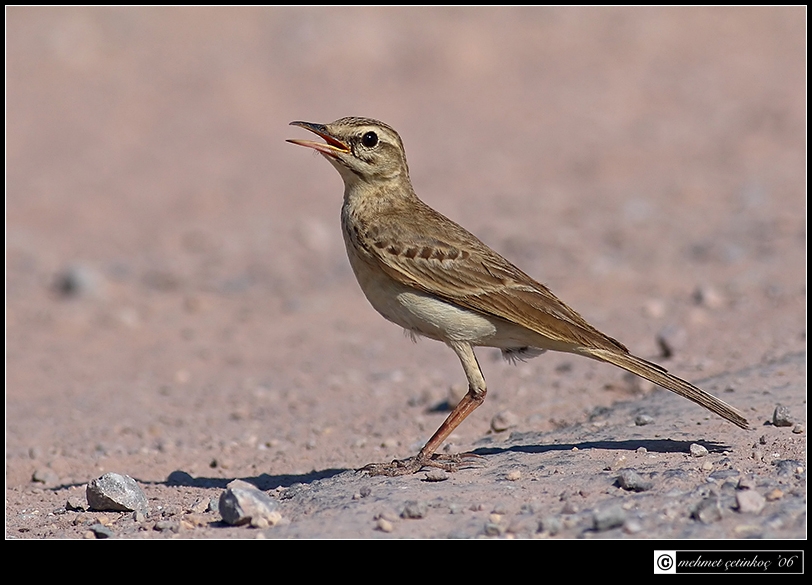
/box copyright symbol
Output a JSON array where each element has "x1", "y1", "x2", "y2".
[{"x1": 657, "y1": 554, "x2": 674, "y2": 570}]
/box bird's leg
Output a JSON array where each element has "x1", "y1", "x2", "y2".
[{"x1": 362, "y1": 342, "x2": 487, "y2": 476}]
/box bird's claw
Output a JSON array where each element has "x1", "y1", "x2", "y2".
[{"x1": 359, "y1": 452, "x2": 485, "y2": 476}]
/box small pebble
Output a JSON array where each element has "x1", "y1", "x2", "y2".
[
  {"x1": 89, "y1": 524, "x2": 115, "y2": 539},
  {"x1": 133, "y1": 510, "x2": 147, "y2": 523},
  {"x1": 623, "y1": 519, "x2": 643, "y2": 534},
  {"x1": 219, "y1": 479, "x2": 281, "y2": 527},
  {"x1": 423, "y1": 469, "x2": 449, "y2": 482},
  {"x1": 607, "y1": 455, "x2": 627, "y2": 470},
  {"x1": 72, "y1": 513, "x2": 92, "y2": 527},
  {"x1": 96, "y1": 514, "x2": 112, "y2": 526},
  {"x1": 736, "y1": 490, "x2": 766, "y2": 514},
  {"x1": 376, "y1": 511, "x2": 398, "y2": 522},
  {"x1": 188, "y1": 497, "x2": 210, "y2": 514},
  {"x1": 555, "y1": 362, "x2": 573, "y2": 374},
  {"x1": 401, "y1": 500, "x2": 428, "y2": 519},
  {"x1": 483, "y1": 522, "x2": 505, "y2": 536},
  {"x1": 32, "y1": 467, "x2": 60, "y2": 486},
  {"x1": 733, "y1": 524, "x2": 763, "y2": 538},
  {"x1": 593, "y1": 504, "x2": 626, "y2": 531},
  {"x1": 538, "y1": 515, "x2": 562, "y2": 535},
  {"x1": 617, "y1": 469, "x2": 653, "y2": 492},
  {"x1": 154, "y1": 519, "x2": 180, "y2": 533},
  {"x1": 66, "y1": 491, "x2": 87, "y2": 512},
  {"x1": 690, "y1": 443, "x2": 709, "y2": 457},
  {"x1": 54, "y1": 264, "x2": 104, "y2": 298},
  {"x1": 491, "y1": 410, "x2": 519, "y2": 432},
  {"x1": 765, "y1": 488, "x2": 783, "y2": 501},
  {"x1": 376, "y1": 518, "x2": 394, "y2": 532},
  {"x1": 772, "y1": 405, "x2": 793, "y2": 427},
  {"x1": 635, "y1": 414, "x2": 654, "y2": 426},
  {"x1": 506, "y1": 470, "x2": 522, "y2": 481},
  {"x1": 792, "y1": 424, "x2": 804, "y2": 434},
  {"x1": 693, "y1": 496, "x2": 723, "y2": 524}
]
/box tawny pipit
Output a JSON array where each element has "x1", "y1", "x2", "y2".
[{"x1": 288, "y1": 117, "x2": 748, "y2": 476}]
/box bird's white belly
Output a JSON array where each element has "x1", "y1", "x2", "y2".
[
  {"x1": 348, "y1": 250, "x2": 551, "y2": 349},
  {"x1": 391, "y1": 289, "x2": 498, "y2": 343},
  {"x1": 346, "y1": 252, "x2": 485, "y2": 342}
]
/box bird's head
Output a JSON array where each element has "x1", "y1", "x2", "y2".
[{"x1": 287, "y1": 117, "x2": 410, "y2": 186}]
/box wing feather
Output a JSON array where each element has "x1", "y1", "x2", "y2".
[{"x1": 358, "y1": 203, "x2": 628, "y2": 353}]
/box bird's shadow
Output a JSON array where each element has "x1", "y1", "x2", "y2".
[
  {"x1": 44, "y1": 437, "x2": 729, "y2": 493},
  {"x1": 471, "y1": 437, "x2": 731, "y2": 457},
  {"x1": 152, "y1": 468, "x2": 350, "y2": 491},
  {"x1": 46, "y1": 468, "x2": 351, "y2": 493},
  {"x1": 145, "y1": 437, "x2": 728, "y2": 491}
]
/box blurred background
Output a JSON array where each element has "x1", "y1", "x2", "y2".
[{"x1": 6, "y1": 7, "x2": 805, "y2": 483}]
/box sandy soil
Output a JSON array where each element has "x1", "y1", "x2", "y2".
[{"x1": 6, "y1": 7, "x2": 806, "y2": 540}]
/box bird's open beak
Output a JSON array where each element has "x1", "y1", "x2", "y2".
[{"x1": 287, "y1": 121, "x2": 350, "y2": 156}]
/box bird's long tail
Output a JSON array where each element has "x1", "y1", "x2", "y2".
[{"x1": 586, "y1": 349, "x2": 749, "y2": 429}]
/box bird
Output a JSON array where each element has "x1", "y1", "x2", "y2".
[{"x1": 287, "y1": 117, "x2": 749, "y2": 476}]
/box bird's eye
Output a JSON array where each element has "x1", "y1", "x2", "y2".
[{"x1": 361, "y1": 131, "x2": 378, "y2": 148}]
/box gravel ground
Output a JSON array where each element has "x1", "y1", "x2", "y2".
[{"x1": 6, "y1": 7, "x2": 806, "y2": 540}]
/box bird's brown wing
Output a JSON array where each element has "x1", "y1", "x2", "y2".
[
  {"x1": 358, "y1": 203, "x2": 628, "y2": 353},
  {"x1": 357, "y1": 204, "x2": 749, "y2": 429}
]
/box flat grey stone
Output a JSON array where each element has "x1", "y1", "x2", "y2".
[
  {"x1": 86, "y1": 473, "x2": 148, "y2": 513},
  {"x1": 219, "y1": 480, "x2": 280, "y2": 526}
]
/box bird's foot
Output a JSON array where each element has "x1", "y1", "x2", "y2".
[{"x1": 360, "y1": 452, "x2": 485, "y2": 477}]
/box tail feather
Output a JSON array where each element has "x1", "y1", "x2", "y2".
[{"x1": 587, "y1": 349, "x2": 749, "y2": 429}]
